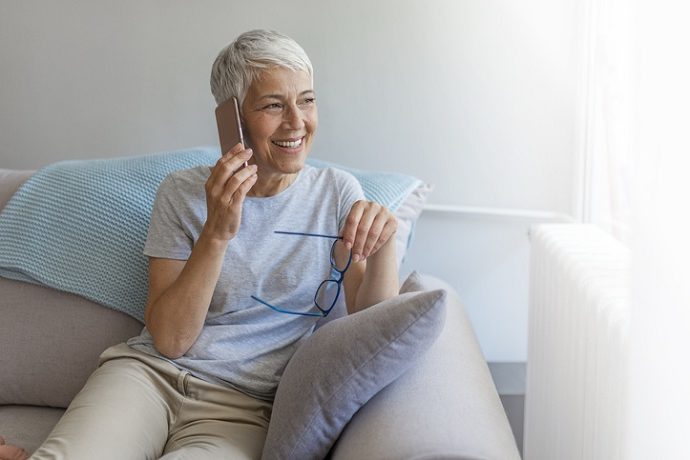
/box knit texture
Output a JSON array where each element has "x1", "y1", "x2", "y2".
[
  {"x1": 0, "y1": 147, "x2": 422, "y2": 322},
  {"x1": 307, "y1": 158, "x2": 422, "y2": 212}
]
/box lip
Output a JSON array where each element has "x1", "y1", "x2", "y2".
[{"x1": 271, "y1": 136, "x2": 306, "y2": 153}]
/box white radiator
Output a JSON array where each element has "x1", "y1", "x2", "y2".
[{"x1": 524, "y1": 224, "x2": 630, "y2": 460}]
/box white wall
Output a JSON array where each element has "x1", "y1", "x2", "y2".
[{"x1": 0, "y1": 0, "x2": 580, "y2": 361}]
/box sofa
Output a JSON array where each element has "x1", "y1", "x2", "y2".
[{"x1": 0, "y1": 167, "x2": 520, "y2": 459}]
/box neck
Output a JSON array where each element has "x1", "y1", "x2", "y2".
[{"x1": 247, "y1": 171, "x2": 299, "y2": 197}]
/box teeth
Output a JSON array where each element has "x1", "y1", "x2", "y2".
[{"x1": 272, "y1": 138, "x2": 303, "y2": 148}]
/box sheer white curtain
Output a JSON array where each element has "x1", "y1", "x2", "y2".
[
  {"x1": 626, "y1": 1, "x2": 690, "y2": 458},
  {"x1": 579, "y1": 0, "x2": 690, "y2": 458},
  {"x1": 576, "y1": 0, "x2": 635, "y2": 243}
]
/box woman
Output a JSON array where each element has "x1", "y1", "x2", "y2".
[{"x1": 25, "y1": 29, "x2": 399, "y2": 460}]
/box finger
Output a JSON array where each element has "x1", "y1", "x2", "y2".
[
  {"x1": 342, "y1": 202, "x2": 364, "y2": 250},
  {"x1": 352, "y1": 206, "x2": 378, "y2": 261},
  {"x1": 362, "y1": 212, "x2": 387, "y2": 258},
  {"x1": 209, "y1": 143, "x2": 245, "y2": 173},
  {"x1": 220, "y1": 164, "x2": 258, "y2": 202},
  {"x1": 226, "y1": 172, "x2": 258, "y2": 214},
  {"x1": 222, "y1": 142, "x2": 245, "y2": 157},
  {"x1": 208, "y1": 149, "x2": 253, "y2": 197},
  {"x1": 370, "y1": 219, "x2": 397, "y2": 255},
  {"x1": 216, "y1": 147, "x2": 252, "y2": 175},
  {"x1": 232, "y1": 171, "x2": 258, "y2": 204}
]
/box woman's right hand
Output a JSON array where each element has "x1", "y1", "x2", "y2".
[{"x1": 203, "y1": 143, "x2": 258, "y2": 241}]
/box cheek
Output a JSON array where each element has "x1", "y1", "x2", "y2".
[
  {"x1": 246, "y1": 117, "x2": 277, "y2": 142},
  {"x1": 307, "y1": 113, "x2": 318, "y2": 134}
]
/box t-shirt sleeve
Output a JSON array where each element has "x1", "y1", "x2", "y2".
[
  {"x1": 144, "y1": 174, "x2": 194, "y2": 260},
  {"x1": 337, "y1": 171, "x2": 366, "y2": 233}
]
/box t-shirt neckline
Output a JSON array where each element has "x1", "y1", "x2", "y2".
[{"x1": 244, "y1": 165, "x2": 309, "y2": 202}]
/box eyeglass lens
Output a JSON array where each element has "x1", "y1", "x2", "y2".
[
  {"x1": 315, "y1": 279, "x2": 340, "y2": 311},
  {"x1": 329, "y1": 239, "x2": 350, "y2": 272}
]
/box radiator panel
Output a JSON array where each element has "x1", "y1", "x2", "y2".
[{"x1": 524, "y1": 224, "x2": 630, "y2": 460}]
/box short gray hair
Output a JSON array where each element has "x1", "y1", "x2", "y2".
[{"x1": 210, "y1": 29, "x2": 313, "y2": 107}]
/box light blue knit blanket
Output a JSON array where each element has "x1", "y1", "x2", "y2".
[{"x1": 0, "y1": 147, "x2": 421, "y2": 322}]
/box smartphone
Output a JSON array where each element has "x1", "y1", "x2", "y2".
[{"x1": 215, "y1": 96, "x2": 247, "y2": 167}]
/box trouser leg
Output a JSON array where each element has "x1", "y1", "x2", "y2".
[
  {"x1": 160, "y1": 374, "x2": 272, "y2": 460},
  {"x1": 31, "y1": 345, "x2": 174, "y2": 460},
  {"x1": 160, "y1": 421, "x2": 268, "y2": 460}
]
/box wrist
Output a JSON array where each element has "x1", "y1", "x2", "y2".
[
  {"x1": 366, "y1": 236, "x2": 396, "y2": 265},
  {"x1": 197, "y1": 227, "x2": 231, "y2": 253}
]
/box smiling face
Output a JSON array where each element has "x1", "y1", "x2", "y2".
[{"x1": 241, "y1": 67, "x2": 318, "y2": 192}]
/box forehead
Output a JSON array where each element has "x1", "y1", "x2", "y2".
[{"x1": 248, "y1": 67, "x2": 313, "y2": 97}]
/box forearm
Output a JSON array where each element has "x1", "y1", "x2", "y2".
[
  {"x1": 146, "y1": 231, "x2": 228, "y2": 358},
  {"x1": 352, "y1": 237, "x2": 399, "y2": 313}
]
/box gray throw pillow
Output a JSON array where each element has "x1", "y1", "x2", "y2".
[{"x1": 261, "y1": 278, "x2": 447, "y2": 460}]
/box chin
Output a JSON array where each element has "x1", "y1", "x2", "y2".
[
  {"x1": 272, "y1": 148, "x2": 309, "y2": 173},
  {"x1": 279, "y1": 158, "x2": 307, "y2": 174}
]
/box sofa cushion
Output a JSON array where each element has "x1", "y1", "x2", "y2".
[
  {"x1": 0, "y1": 170, "x2": 144, "y2": 408},
  {"x1": 0, "y1": 406, "x2": 64, "y2": 455},
  {"x1": 329, "y1": 272, "x2": 522, "y2": 460},
  {"x1": 261, "y1": 276, "x2": 447, "y2": 460},
  {"x1": 0, "y1": 153, "x2": 430, "y2": 324},
  {"x1": 306, "y1": 159, "x2": 432, "y2": 267},
  {"x1": 0, "y1": 277, "x2": 142, "y2": 408}
]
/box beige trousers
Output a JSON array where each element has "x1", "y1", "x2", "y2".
[{"x1": 31, "y1": 343, "x2": 272, "y2": 460}]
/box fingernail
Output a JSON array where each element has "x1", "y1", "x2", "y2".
[
  {"x1": 345, "y1": 241, "x2": 352, "y2": 250},
  {"x1": 353, "y1": 254, "x2": 361, "y2": 263}
]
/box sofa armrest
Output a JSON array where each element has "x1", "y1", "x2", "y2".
[{"x1": 330, "y1": 274, "x2": 520, "y2": 460}]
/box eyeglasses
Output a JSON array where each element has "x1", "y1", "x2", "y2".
[{"x1": 250, "y1": 230, "x2": 352, "y2": 317}]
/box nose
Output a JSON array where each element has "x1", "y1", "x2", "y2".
[{"x1": 282, "y1": 103, "x2": 305, "y2": 130}]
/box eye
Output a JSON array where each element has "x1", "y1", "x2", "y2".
[
  {"x1": 300, "y1": 97, "x2": 316, "y2": 106},
  {"x1": 263, "y1": 102, "x2": 283, "y2": 111}
]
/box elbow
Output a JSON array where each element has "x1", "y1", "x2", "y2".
[
  {"x1": 145, "y1": 310, "x2": 194, "y2": 359},
  {"x1": 152, "y1": 334, "x2": 190, "y2": 360}
]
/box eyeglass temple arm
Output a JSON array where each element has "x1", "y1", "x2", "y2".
[
  {"x1": 250, "y1": 295, "x2": 324, "y2": 317},
  {"x1": 274, "y1": 230, "x2": 342, "y2": 239}
]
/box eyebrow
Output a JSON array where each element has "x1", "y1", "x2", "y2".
[{"x1": 258, "y1": 90, "x2": 315, "y2": 101}]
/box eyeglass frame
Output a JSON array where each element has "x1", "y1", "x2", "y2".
[{"x1": 250, "y1": 230, "x2": 352, "y2": 317}]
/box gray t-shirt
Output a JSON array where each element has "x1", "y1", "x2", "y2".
[{"x1": 127, "y1": 164, "x2": 364, "y2": 400}]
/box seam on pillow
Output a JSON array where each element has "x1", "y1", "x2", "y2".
[{"x1": 289, "y1": 295, "x2": 441, "y2": 457}]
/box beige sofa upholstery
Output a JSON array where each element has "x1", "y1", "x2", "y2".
[{"x1": 0, "y1": 169, "x2": 520, "y2": 459}]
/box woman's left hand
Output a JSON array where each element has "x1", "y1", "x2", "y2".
[{"x1": 341, "y1": 200, "x2": 397, "y2": 263}]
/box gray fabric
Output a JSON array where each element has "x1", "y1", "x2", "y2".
[
  {"x1": 0, "y1": 277, "x2": 142, "y2": 408},
  {"x1": 0, "y1": 169, "x2": 516, "y2": 459},
  {"x1": 0, "y1": 169, "x2": 143, "y2": 408},
  {"x1": 261, "y1": 278, "x2": 447, "y2": 460},
  {"x1": 0, "y1": 169, "x2": 34, "y2": 211},
  {"x1": 330, "y1": 272, "x2": 522, "y2": 460},
  {"x1": 393, "y1": 182, "x2": 432, "y2": 266},
  {"x1": 0, "y1": 406, "x2": 64, "y2": 455},
  {"x1": 128, "y1": 164, "x2": 365, "y2": 400}
]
